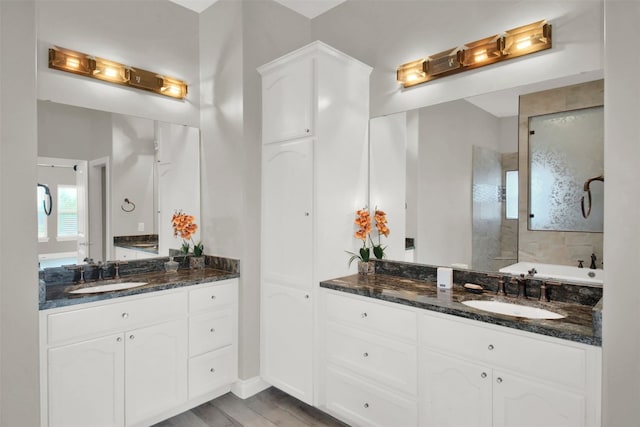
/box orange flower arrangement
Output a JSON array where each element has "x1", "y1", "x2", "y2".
[
  {"x1": 347, "y1": 208, "x2": 372, "y2": 266},
  {"x1": 172, "y1": 211, "x2": 204, "y2": 256},
  {"x1": 372, "y1": 209, "x2": 390, "y2": 259}
]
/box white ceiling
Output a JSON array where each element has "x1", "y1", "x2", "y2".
[{"x1": 168, "y1": 0, "x2": 348, "y2": 18}]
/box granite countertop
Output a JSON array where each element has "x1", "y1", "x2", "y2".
[
  {"x1": 320, "y1": 274, "x2": 601, "y2": 346},
  {"x1": 41, "y1": 267, "x2": 239, "y2": 310}
]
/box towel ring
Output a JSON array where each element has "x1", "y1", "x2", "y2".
[{"x1": 121, "y1": 198, "x2": 136, "y2": 212}]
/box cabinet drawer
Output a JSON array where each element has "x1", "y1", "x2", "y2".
[
  {"x1": 189, "y1": 310, "x2": 234, "y2": 357},
  {"x1": 188, "y1": 346, "x2": 235, "y2": 399},
  {"x1": 326, "y1": 322, "x2": 417, "y2": 395},
  {"x1": 325, "y1": 292, "x2": 416, "y2": 341},
  {"x1": 189, "y1": 281, "x2": 236, "y2": 313},
  {"x1": 325, "y1": 367, "x2": 417, "y2": 427},
  {"x1": 47, "y1": 292, "x2": 187, "y2": 345},
  {"x1": 420, "y1": 313, "x2": 587, "y2": 390}
]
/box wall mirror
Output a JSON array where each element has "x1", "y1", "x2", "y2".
[
  {"x1": 37, "y1": 101, "x2": 201, "y2": 269},
  {"x1": 369, "y1": 76, "x2": 604, "y2": 274}
]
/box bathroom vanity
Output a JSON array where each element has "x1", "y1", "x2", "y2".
[
  {"x1": 38, "y1": 258, "x2": 239, "y2": 427},
  {"x1": 318, "y1": 265, "x2": 602, "y2": 427}
]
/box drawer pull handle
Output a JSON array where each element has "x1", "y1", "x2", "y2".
[
  {"x1": 210, "y1": 328, "x2": 215, "y2": 333},
  {"x1": 210, "y1": 368, "x2": 216, "y2": 373},
  {"x1": 361, "y1": 312, "x2": 368, "y2": 318},
  {"x1": 488, "y1": 344, "x2": 494, "y2": 350},
  {"x1": 116, "y1": 337, "x2": 122, "y2": 342},
  {"x1": 481, "y1": 372, "x2": 487, "y2": 378},
  {"x1": 363, "y1": 403, "x2": 369, "y2": 409},
  {"x1": 122, "y1": 313, "x2": 129, "y2": 319},
  {"x1": 363, "y1": 352, "x2": 369, "y2": 358},
  {"x1": 129, "y1": 335, "x2": 135, "y2": 340},
  {"x1": 496, "y1": 377, "x2": 503, "y2": 384}
]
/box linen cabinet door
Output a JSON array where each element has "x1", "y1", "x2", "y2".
[
  {"x1": 48, "y1": 333, "x2": 125, "y2": 427},
  {"x1": 419, "y1": 349, "x2": 492, "y2": 427},
  {"x1": 262, "y1": 282, "x2": 313, "y2": 404},
  {"x1": 492, "y1": 370, "x2": 586, "y2": 427},
  {"x1": 125, "y1": 318, "x2": 188, "y2": 426},
  {"x1": 262, "y1": 56, "x2": 314, "y2": 143},
  {"x1": 262, "y1": 139, "x2": 313, "y2": 290}
]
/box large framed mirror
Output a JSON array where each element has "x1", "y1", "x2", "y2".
[
  {"x1": 37, "y1": 101, "x2": 201, "y2": 268},
  {"x1": 369, "y1": 77, "x2": 604, "y2": 275}
]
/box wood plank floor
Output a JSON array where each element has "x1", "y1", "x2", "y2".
[{"x1": 152, "y1": 387, "x2": 348, "y2": 427}]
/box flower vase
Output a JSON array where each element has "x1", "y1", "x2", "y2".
[
  {"x1": 189, "y1": 256, "x2": 205, "y2": 270},
  {"x1": 358, "y1": 261, "x2": 375, "y2": 275},
  {"x1": 164, "y1": 257, "x2": 179, "y2": 273}
]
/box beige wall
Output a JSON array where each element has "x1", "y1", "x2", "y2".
[{"x1": 517, "y1": 80, "x2": 604, "y2": 266}]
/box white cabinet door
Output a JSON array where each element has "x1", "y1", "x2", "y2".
[
  {"x1": 48, "y1": 333, "x2": 125, "y2": 427},
  {"x1": 125, "y1": 318, "x2": 188, "y2": 426},
  {"x1": 262, "y1": 282, "x2": 313, "y2": 404},
  {"x1": 493, "y1": 370, "x2": 586, "y2": 427},
  {"x1": 262, "y1": 57, "x2": 314, "y2": 143},
  {"x1": 262, "y1": 139, "x2": 313, "y2": 290},
  {"x1": 419, "y1": 349, "x2": 492, "y2": 427}
]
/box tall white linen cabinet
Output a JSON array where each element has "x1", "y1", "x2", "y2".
[{"x1": 258, "y1": 41, "x2": 371, "y2": 404}]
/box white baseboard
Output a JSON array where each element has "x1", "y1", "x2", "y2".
[{"x1": 231, "y1": 377, "x2": 271, "y2": 399}]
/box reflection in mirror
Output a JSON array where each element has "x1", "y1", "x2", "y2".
[
  {"x1": 37, "y1": 101, "x2": 200, "y2": 269},
  {"x1": 369, "y1": 77, "x2": 604, "y2": 273},
  {"x1": 528, "y1": 106, "x2": 604, "y2": 232}
]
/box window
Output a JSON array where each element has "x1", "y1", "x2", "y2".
[
  {"x1": 505, "y1": 170, "x2": 518, "y2": 220},
  {"x1": 37, "y1": 185, "x2": 48, "y2": 241},
  {"x1": 57, "y1": 185, "x2": 78, "y2": 240}
]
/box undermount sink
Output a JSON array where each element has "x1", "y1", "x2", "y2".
[
  {"x1": 461, "y1": 299, "x2": 566, "y2": 320},
  {"x1": 68, "y1": 282, "x2": 149, "y2": 294}
]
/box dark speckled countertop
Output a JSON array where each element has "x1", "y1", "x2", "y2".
[
  {"x1": 320, "y1": 273, "x2": 601, "y2": 346},
  {"x1": 41, "y1": 267, "x2": 239, "y2": 310}
]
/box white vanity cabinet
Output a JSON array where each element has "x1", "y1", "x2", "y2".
[
  {"x1": 40, "y1": 279, "x2": 238, "y2": 427},
  {"x1": 258, "y1": 41, "x2": 371, "y2": 405},
  {"x1": 320, "y1": 290, "x2": 418, "y2": 427},
  {"x1": 319, "y1": 288, "x2": 602, "y2": 427},
  {"x1": 419, "y1": 312, "x2": 600, "y2": 427}
]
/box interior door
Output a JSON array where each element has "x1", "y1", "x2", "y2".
[{"x1": 75, "y1": 160, "x2": 90, "y2": 263}]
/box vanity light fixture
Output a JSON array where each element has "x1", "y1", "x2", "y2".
[
  {"x1": 48, "y1": 46, "x2": 188, "y2": 99},
  {"x1": 397, "y1": 20, "x2": 552, "y2": 88}
]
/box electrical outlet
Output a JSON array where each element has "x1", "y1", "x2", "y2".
[{"x1": 138, "y1": 222, "x2": 144, "y2": 232}]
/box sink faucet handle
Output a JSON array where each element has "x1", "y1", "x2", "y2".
[
  {"x1": 64, "y1": 264, "x2": 85, "y2": 283},
  {"x1": 107, "y1": 260, "x2": 129, "y2": 279},
  {"x1": 539, "y1": 280, "x2": 562, "y2": 302},
  {"x1": 487, "y1": 274, "x2": 507, "y2": 296},
  {"x1": 577, "y1": 260, "x2": 584, "y2": 268},
  {"x1": 510, "y1": 274, "x2": 527, "y2": 299}
]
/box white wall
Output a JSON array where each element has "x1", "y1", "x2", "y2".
[
  {"x1": 602, "y1": 1, "x2": 640, "y2": 425},
  {"x1": 199, "y1": 0, "x2": 311, "y2": 380},
  {"x1": 370, "y1": 113, "x2": 407, "y2": 261},
  {"x1": 417, "y1": 99, "x2": 500, "y2": 267},
  {"x1": 312, "y1": 1, "x2": 603, "y2": 117},
  {"x1": 111, "y1": 114, "x2": 156, "y2": 236},
  {"x1": 498, "y1": 116, "x2": 518, "y2": 154},
  {"x1": 0, "y1": 1, "x2": 40, "y2": 425},
  {"x1": 36, "y1": 0, "x2": 200, "y2": 127}
]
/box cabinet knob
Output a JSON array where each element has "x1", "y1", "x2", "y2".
[
  {"x1": 481, "y1": 372, "x2": 487, "y2": 378},
  {"x1": 305, "y1": 129, "x2": 310, "y2": 133},
  {"x1": 210, "y1": 328, "x2": 215, "y2": 333},
  {"x1": 305, "y1": 294, "x2": 310, "y2": 299},
  {"x1": 122, "y1": 312, "x2": 129, "y2": 319},
  {"x1": 363, "y1": 403, "x2": 369, "y2": 409},
  {"x1": 488, "y1": 344, "x2": 494, "y2": 350},
  {"x1": 361, "y1": 312, "x2": 368, "y2": 318},
  {"x1": 211, "y1": 295, "x2": 217, "y2": 300},
  {"x1": 363, "y1": 352, "x2": 369, "y2": 358},
  {"x1": 210, "y1": 368, "x2": 216, "y2": 373},
  {"x1": 304, "y1": 212, "x2": 310, "y2": 217},
  {"x1": 496, "y1": 377, "x2": 503, "y2": 384},
  {"x1": 116, "y1": 337, "x2": 122, "y2": 342}
]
